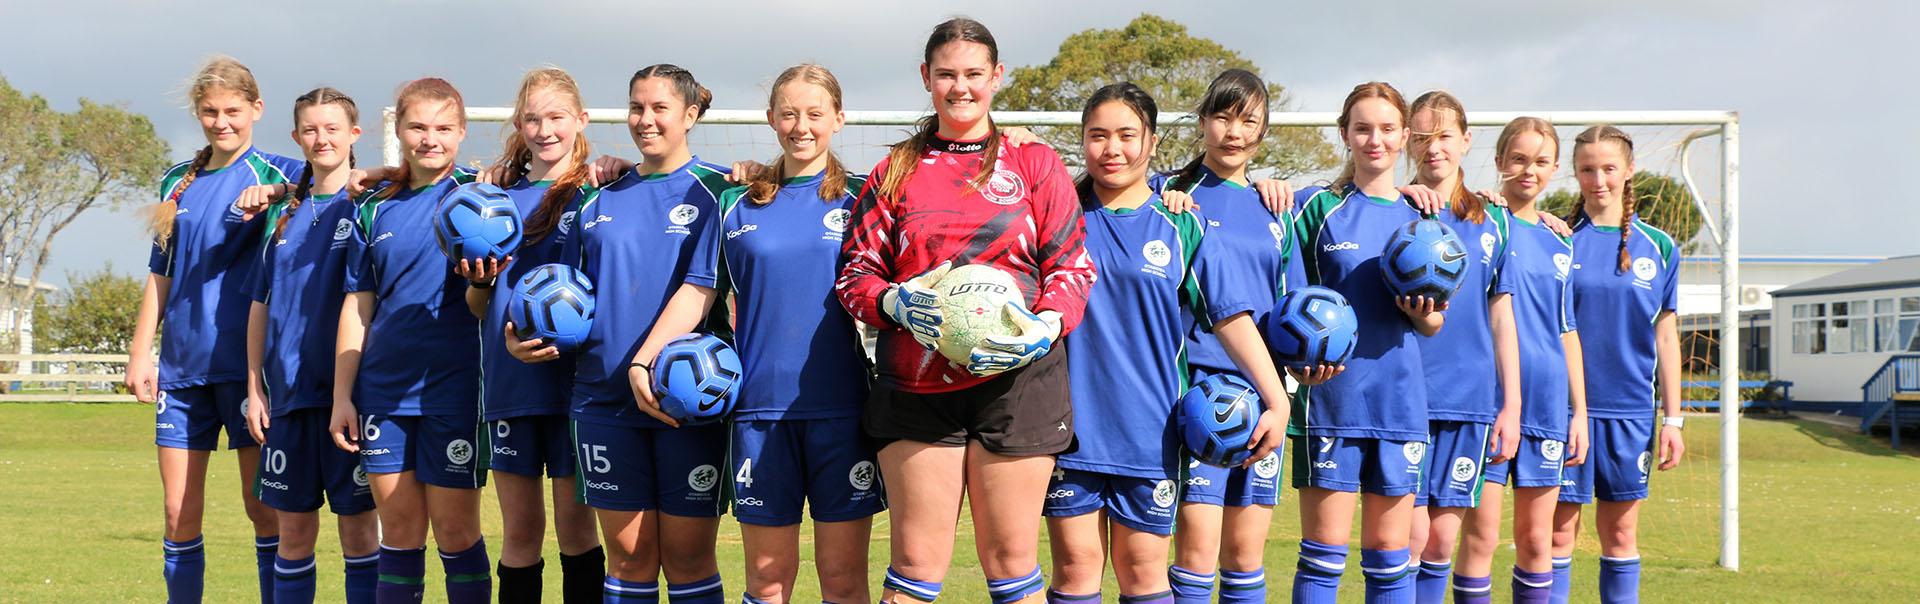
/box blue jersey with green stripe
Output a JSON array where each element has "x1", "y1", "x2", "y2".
[
  {"x1": 1149, "y1": 167, "x2": 1303, "y2": 378},
  {"x1": 1506, "y1": 214, "x2": 1578, "y2": 440},
  {"x1": 247, "y1": 191, "x2": 355, "y2": 415},
  {"x1": 480, "y1": 179, "x2": 586, "y2": 421},
  {"x1": 698, "y1": 172, "x2": 870, "y2": 421},
  {"x1": 1569, "y1": 215, "x2": 1679, "y2": 419},
  {"x1": 568, "y1": 159, "x2": 731, "y2": 427},
  {"x1": 1065, "y1": 193, "x2": 1253, "y2": 480},
  {"x1": 148, "y1": 147, "x2": 302, "y2": 389},
  {"x1": 1419, "y1": 205, "x2": 1514, "y2": 423},
  {"x1": 1292, "y1": 184, "x2": 1427, "y2": 440},
  {"x1": 342, "y1": 170, "x2": 480, "y2": 416}
]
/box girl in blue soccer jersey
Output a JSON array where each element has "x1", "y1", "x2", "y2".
[
  {"x1": 1550, "y1": 125, "x2": 1685, "y2": 604},
  {"x1": 503, "y1": 64, "x2": 734, "y2": 604},
  {"x1": 455, "y1": 67, "x2": 604, "y2": 604},
  {"x1": 1044, "y1": 81, "x2": 1304, "y2": 604},
  {"x1": 328, "y1": 78, "x2": 492, "y2": 604},
  {"x1": 236, "y1": 88, "x2": 380, "y2": 604},
  {"x1": 1464, "y1": 116, "x2": 1593, "y2": 604},
  {"x1": 128, "y1": 55, "x2": 296, "y2": 604},
  {"x1": 1398, "y1": 92, "x2": 1524, "y2": 604},
  {"x1": 1148, "y1": 68, "x2": 1313, "y2": 604},
  {"x1": 625, "y1": 64, "x2": 882, "y2": 604},
  {"x1": 1288, "y1": 82, "x2": 1450, "y2": 603}
]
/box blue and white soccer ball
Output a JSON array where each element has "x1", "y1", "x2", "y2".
[
  {"x1": 1263, "y1": 285, "x2": 1360, "y2": 369},
  {"x1": 651, "y1": 333, "x2": 742, "y2": 425},
  {"x1": 1380, "y1": 218, "x2": 1468, "y2": 303},
  {"x1": 1177, "y1": 373, "x2": 1262, "y2": 468},
  {"x1": 434, "y1": 182, "x2": 522, "y2": 264},
  {"x1": 505, "y1": 263, "x2": 595, "y2": 352}
]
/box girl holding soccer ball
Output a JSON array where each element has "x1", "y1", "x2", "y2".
[{"x1": 835, "y1": 17, "x2": 1096, "y2": 604}]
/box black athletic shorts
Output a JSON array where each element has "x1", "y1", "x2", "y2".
[{"x1": 863, "y1": 338, "x2": 1074, "y2": 457}]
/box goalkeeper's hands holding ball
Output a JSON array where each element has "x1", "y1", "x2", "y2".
[
  {"x1": 882, "y1": 261, "x2": 952, "y2": 350},
  {"x1": 967, "y1": 303, "x2": 1062, "y2": 377}
]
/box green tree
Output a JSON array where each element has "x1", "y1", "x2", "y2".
[
  {"x1": 35, "y1": 263, "x2": 141, "y2": 354},
  {"x1": 996, "y1": 13, "x2": 1338, "y2": 179},
  {"x1": 1537, "y1": 171, "x2": 1703, "y2": 251},
  {"x1": 0, "y1": 75, "x2": 168, "y2": 352}
]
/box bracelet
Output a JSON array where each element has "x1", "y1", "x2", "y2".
[
  {"x1": 628, "y1": 362, "x2": 652, "y2": 372},
  {"x1": 1662, "y1": 416, "x2": 1685, "y2": 429},
  {"x1": 468, "y1": 279, "x2": 496, "y2": 290}
]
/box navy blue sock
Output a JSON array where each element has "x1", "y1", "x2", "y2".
[
  {"x1": 440, "y1": 538, "x2": 492, "y2": 604},
  {"x1": 1218, "y1": 567, "x2": 1266, "y2": 604},
  {"x1": 1293, "y1": 540, "x2": 1348, "y2": 603},
  {"x1": 256, "y1": 536, "x2": 280, "y2": 604},
  {"x1": 1450, "y1": 574, "x2": 1492, "y2": 604},
  {"x1": 1415, "y1": 560, "x2": 1451, "y2": 604},
  {"x1": 1598, "y1": 556, "x2": 1640, "y2": 604},
  {"x1": 1549, "y1": 557, "x2": 1572, "y2": 604},
  {"x1": 376, "y1": 545, "x2": 426, "y2": 604},
  {"x1": 1360, "y1": 548, "x2": 1414, "y2": 603},
  {"x1": 741, "y1": 594, "x2": 775, "y2": 604},
  {"x1": 162, "y1": 536, "x2": 205, "y2": 604},
  {"x1": 1513, "y1": 566, "x2": 1554, "y2": 604},
  {"x1": 986, "y1": 567, "x2": 1044, "y2": 604},
  {"x1": 1118, "y1": 589, "x2": 1174, "y2": 603},
  {"x1": 1167, "y1": 565, "x2": 1215, "y2": 604},
  {"x1": 1046, "y1": 590, "x2": 1099, "y2": 603},
  {"x1": 667, "y1": 572, "x2": 724, "y2": 603},
  {"x1": 604, "y1": 577, "x2": 659, "y2": 603},
  {"x1": 272, "y1": 554, "x2": 317, "y2": 604},
  {"x1": 342, "y1": 552, "x2": 379, "y2": 604}
]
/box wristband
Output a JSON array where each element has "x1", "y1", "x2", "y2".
[
  {"x1": 1662, "y1": 416, "x2": 1685, "y2": 429},
  {"x1": 628, "y1": 362, "x2": 652, "y2": 372},
  {"x1": 468, "y1": 279, "x2": 496, "y2": 290}
]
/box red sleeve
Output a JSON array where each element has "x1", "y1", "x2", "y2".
[
  {"x1": 1021, "y1": 145, "x2": 1096, "y2": 334},
  {"x1": 835, "y1": 158, "x2": 897, "y2": 329}
]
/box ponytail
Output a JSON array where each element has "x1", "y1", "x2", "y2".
[{"x1": 146, "y1": 145, "x2": 214, "y2": 245}]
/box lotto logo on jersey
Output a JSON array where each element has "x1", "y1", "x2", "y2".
[
  {"x1": 446, "y1": 439, "x2": 474, "y2": 465},
  {"x1": 1553, "y1": 253, "x2": 1573, "y2": 278},
  {"x1": 1480, "y1": 232, "x2": 1497, "y2": 263},
  {"x1": 981, "y1": 167, "x2": 1025, "y2": 205},
  {"x1": 333, "y1": 218, "x2": 354, "y2": 241},
  {"x1": 1152, "y1": 479, "x2": 1177, "y2": 508},
  {"x1": 849, "y1": 461, "x2": 876, "y2": 491},
  {"x1": 1450, "y1": 456, "x2": 1477, "y2": 482},
  {"x1": 688, "y1": 464, "x2": 719, "y2": 492},
  {"x1": 1632, "y1": 257, "x2": 1658, "y2": 281},
  {"x1": 1143, "y1": 240, "x2": 1172, "y2": 268}
]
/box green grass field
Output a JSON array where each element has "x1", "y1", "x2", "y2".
[{"x1": 1, "y1": 403, "x2": 1915, "y2": 602}]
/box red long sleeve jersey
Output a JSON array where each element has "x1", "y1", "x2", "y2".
[{"x1": 837, "y1": 136, "x2": 1096, "y2": 393}]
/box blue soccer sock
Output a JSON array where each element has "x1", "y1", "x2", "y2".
[
  {"x1": 342, "y1": 552, "x2": 379, "y2": 604},
  {"x1": 1292, "y1": 540, "x2": 1348, "y2": 603},
  {"x1": 1549, "y1": 557, "x2": 1572, "y2": 604},
  {"x1": 1167, "y1": 565, "x2": 1215, "y2": 604},
  {"x1": 1047, "y1": 590, "x2": 1100, "y2": 603},
  {"x1": 1219, "y1": 567, "x2": 1266, "y2": 604},
  {"x1": 162, "y1": 536, "x2": 205, "y2": 604},
  {"x1": 667, "y1": 572, "x2": 724, "y2": 603},
  {"x1": 256, "y1": 536, "x2": 280, "y2": 604},
  {"x1": 1450, "y1": 574, "x2": 1492, "y2": 604},
  {"x1": 272, "y1": 554, "x2": 317, "y2": 604},
  {"x1": 1118, "y1": 590, "x2": 1174, "y2": 603},
  {"x1": 987, "y1": 567, "x2": 1044, "y2": 604},
  {"x1": 604, "y1": 577, "x2": 660, "y2": 603},
  {"x1": 741, "y1": 594, "x2": 775, "y2": 604},
  {"x1": 1415, "y1": 560, "x2": 1451, "y2": 603},
  {"x1": 1512, "y1": 566, "x2": 1553, "y2": 604},
  {"x1": 1361, "y1": 548, "x2": 1415, "y2": 603},
  {"x1": 883, "y1": 567, "x2": 941, "y2": 602},
  {"x1": 440, "y1": 538, "x2": 491, "y2": 604},
  {"x1": 376, "y1": 545, "x2": 426, "y2": 604},
  {"x1": 1598, "y1": 556, "x2": 1640, "y2": 604}
]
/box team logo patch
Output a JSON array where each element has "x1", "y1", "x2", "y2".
[
  {"x1": 688, "y1": 464, "x2": 719, "y2": 492},
  {"x1": 333, "y1": 218, "x2": 354, "y2": 241},
  {"x1": 1542, "y1": 439, "x2": 1565, "y2": 461},
  {"x1": 1152, "y1": 479, "x2": 1177, "y2": 508},
  {"x1": 1451, "y1": 456, "x2": 1477, "y2": 482},
  {"x1": 823, "y1": 208, "x2": 851, "y2": 232},
  {"x1": 494, "y1": 420, "x2": 511, "y2": 438},
  {"x1": 1143, "y1": 240, "x2": 1172, "y2": 267},
  {"x1": 1553, "y1": 253, "x2": 1573, "y2": 278},
  {"x1": 1633, "y1": 257, "x2": 1658, "y2": 281},
  {"x1": 981, "y1": 167, "x2": 1025, "y2": 205},
  {"x1": 228, "y1": 202, "x2": 246, "y2": 217},
  {"x1": 1480, "y1": 232, "x2": 1497, "y2": 260},
  {"x1": 668, "y1": 204, "x2": 700, "y2": 226},
  {"x1": 1637, "y1": 451, "x2": 1652, "y2": 474},
  {"x1": 1253, "y1": 453, "x2": 1280, "y2": 479},
  {"x1": 1402, "y1": 441, "x2": 1427, "y2": 464},
  {"x1": 558, "y1": 211, "x2": 576, "y2": 235},
  {"x1": 849, "y1": 460, "x2": 876, "y2": 491},
  {"x1": 446, "y1": 439, "x2": 474, "y2": 465},
  {"x1": 352, "y1": 466, "x2": 369, "y2": 487}
]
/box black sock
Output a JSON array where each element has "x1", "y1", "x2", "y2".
[
  {"x1": 559, "y1": 546, "x2": 606, "y2": 604},
  {"x1": 496, "y1": 558, "x2": 543, "y2": 604}
]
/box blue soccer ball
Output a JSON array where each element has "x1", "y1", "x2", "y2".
[
  {"x1": 434, "y1": 182, "x2": 522, "y2": 264},
  {"x1": 1263, "y1": 285, "x2": 1360, "y2": 370},
  {"x1": 1177, "y1": 373, "x2": 1262, "y2": 468},
  {"x1": 1380, "y1": 218, "x2": 1468, "y2": 303},
  {"x1": 651, "y1": 334, "x2": 742, "y2": 425},
  {"x1": 505, "y1": 263, "x2": 595, "y2": 352}
]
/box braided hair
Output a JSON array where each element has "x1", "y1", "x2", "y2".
[
  {"x1": 147, "y1": 56, "x2": 261, "y2": 245},
  {"x1": 277, "y1": 88, "x2": 359, "y2": 237},
  {"x1": 1572, "y1": 125, "x2": 1637, "y2": 273}
]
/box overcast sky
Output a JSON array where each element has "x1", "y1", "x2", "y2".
[{"x1": 3, "y1": 0, "x2": 1913, "y2": 286}]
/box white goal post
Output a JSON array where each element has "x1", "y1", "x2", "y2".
[{"x1": 388, "y1": 107, "x2": 1742, "y2": 571}]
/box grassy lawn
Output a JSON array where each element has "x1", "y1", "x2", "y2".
[{"x1": 1, "y1": 403, "x2": 1914, "y2": 602}]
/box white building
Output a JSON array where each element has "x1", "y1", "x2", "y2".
[
  {"x1": 1767, "y1": 255, "x2": 1920, "y2": 402},
  {"x1": 1674, "y1": 255, "x2": 1881, "y2": 374}
]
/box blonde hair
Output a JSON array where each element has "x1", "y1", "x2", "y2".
[
  {"x1": 495, "y1": 68, "x2": 590, "y2": 243},
  {"x1": 746, "y1": 65, "x2": 849, "y2": 205},
  {"x1": 1331, "y1": 81, "x2": 1408, "y2": 194},
  {"x1": 147, "y1": 55, "x2": 261, "y2": 244}
]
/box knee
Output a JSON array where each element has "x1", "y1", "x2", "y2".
[
  {"x1": 817, "y1": 564, "x2": 868, "y2": 602},
  {"x1": 607, "y1": 551, "x2": 658, "y2": 582},
  {"x1": 1599, "y1": 523, "x2": 1637, "y2": 553},
  {"x1": 499, "y1": 516, "x2": 543, "y2": 550},
  {"x1": 338, "y1": 516, "x2": 380, "y2": 557},
  {"x1": 1220, "y1": 540, "x2": 1265, "y2": 572},
  {"x1": 659, "y1": 545, "x2": 717, "y2": 579},
  {"x1": 744, "y1": 553, "x2": 798, "y2": 585},
  {"x1": 429, "y1": 518, "x2": 481, "y2": 551}
]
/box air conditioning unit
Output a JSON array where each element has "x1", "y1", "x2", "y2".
[{"x1": 1740, "y1": 286, "x2": 1767, "y2": 306}]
